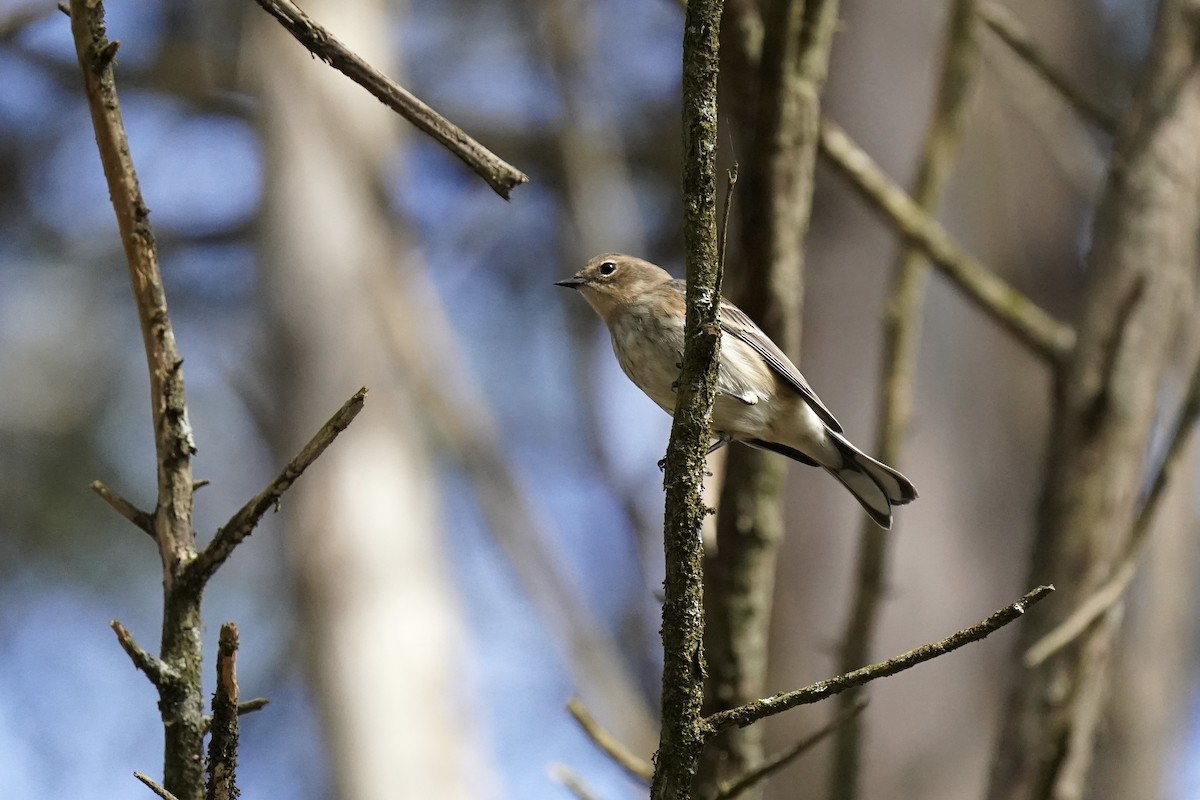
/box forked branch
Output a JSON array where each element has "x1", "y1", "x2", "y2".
[{"x1": 186, "y1": 387, "x2": 367, "y2": 588}]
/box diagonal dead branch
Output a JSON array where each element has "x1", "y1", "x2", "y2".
[
  {"x1": 134, "y1": 772, "x2": 182, "y2": 800},
  {"x1": 705, "y1": 586, "x2": 1054, "y2": 733},
  {"x1": 185, "y1": 387, "x2": 367, "y2": 588},
  {"x1": 567, "y1": 698, "x2": 654, "y2": 782},
  {"x1": 979, "y1": 1, "x2": 1121, "y2": 134},
  {"x1": 111, "y1": 620, "x2": 177, "y2": 688},
  {"x1": 91, "y1": 480, "x2": 153, "y2": 536},
  {"x1": 1024, "y1": 348, "x2": 1200, "y2": 666},
  {"x1": 818, "y1": 119, "x2": 1076, "y2": 364},
  {"x1": 249, "y1": 0, "x2": 527, "y2": 199},
  {"x1": 205, "y1": 623, "x2": 240, "y2": 800},
  {"x1": 548, "y1": 763, "x2": 602, "y2": 800},
  {"x1": 713, "y1": 699, "x2": 868, "y2": 800}
]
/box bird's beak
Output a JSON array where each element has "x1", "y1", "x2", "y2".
[{"x1": 554, "y1": 276, "x2": 586, "y2": 289}]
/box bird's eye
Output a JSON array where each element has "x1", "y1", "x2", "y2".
[{"x1": 598, "y1": 261, "x2": 617, "y2": 276}]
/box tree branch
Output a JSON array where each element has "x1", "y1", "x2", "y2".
[
  {"x1": 650, "y1": 0, "x2": 725, "y2": 796},
  {"x1": 818, "y1": 118, "x2": 1076, "y2": 364},
  {"x1": 979, "y1": 1, "x2": 1121, "y2": 134},
  {"x1": 69, "y1": 3, "x2": 204, "y2": 792},
  {"x1": 249, "y1": 0, "x2": 527, "y2": 199},
  {"x1": 91, "y1": 480, "x2": 153, "y2": 536},
  {"x1": 712, "y1": 699, "x2": 867, "y2": 800},
  {"x1": 548, "y1": 764, "x2": 601, "y2": 800},
  {"x1": 203, "y1": 698, "x2": 270, "y2": 735},
  {"x1": 112, "y1": 620, "x2": 177, "y2": 688},
  {"x1": 186, "y1": 387, "x2": 367, "y2": 588},
  {"x1": 1024, "y1": 349, "x2": 1200, "y2": 667},
  {"x1": 706, "y1": 585, "x2": 1054, "y2": 733},
  {"x1": 832, "y1": 4, "x2": 982, "y2": 797},
  {"x1": 988, "y1": 6, "x2": 1200, "y2": 796},
  {"x1": 135, "y1": 772, "x2": 182, "y2": 800},
  {"x1": 205, "y1": 624, "x2": 240, "y2": 800},
  {"x1": 567, "y1": 698, "x2": 653, "y2": 782}
]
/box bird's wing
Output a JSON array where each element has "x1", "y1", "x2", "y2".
[{"x1": 719, "y1": 299, "x2": 844, "y2": 433}]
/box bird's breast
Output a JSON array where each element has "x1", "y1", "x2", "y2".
[{"x1": 608, "y1": 306, "x2": 686, "y2": 413}]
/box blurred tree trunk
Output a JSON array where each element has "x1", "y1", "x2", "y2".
[
  {"x1": 988, "y1": 4, "x2": 1200, "y2": 799},
  {"x1": 1094, "y1": 445, "x2": 1198, "y2": 800},
  {"x1": 697, "y1": 2, "x2": 839, "y2": 796},
  {"x1": 246, "y1": 2, "x2": 486, "y2": 798}
]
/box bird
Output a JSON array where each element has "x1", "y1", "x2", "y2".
[{"x1": 556, "y1": 253, "x2": 917, "y2": 528}]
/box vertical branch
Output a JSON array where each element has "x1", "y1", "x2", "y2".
[
  {"x1": 205, "y1": 624, "x2": 241, "y2": 800},
  {"x1": 831, "y1": 3, "x2": 982, "y2": 799},
  {"x1": 988, "y1": 3, "x2": 1200, "y2": 799},
  {"x1": 700, "y1": 0, "x2": 840, "y2": 796},
  {"x1": 650, "y1": 0, "x2": 725, "y2": 797},
  {"x1": 67, "y1": 4, "x2": 203, "y2": 798}
]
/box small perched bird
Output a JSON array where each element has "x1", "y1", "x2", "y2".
[{"x1": 556, "y1": 253, "x2": 917, "y2": 528}]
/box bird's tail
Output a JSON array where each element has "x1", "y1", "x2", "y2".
[{"x1": 826, "y1": 433, "x2": 918, "y2": 529}]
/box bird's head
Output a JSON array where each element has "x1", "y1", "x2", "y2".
[{"x1": 555, "y1": 253, "x2": 673, "y2": 321}]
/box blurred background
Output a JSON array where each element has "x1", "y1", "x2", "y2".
[{"x1": 0, "y1": 0, "x2": 1193, "y2": 798}]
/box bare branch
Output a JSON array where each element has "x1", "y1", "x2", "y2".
[
  {"x1": 706, "y1": 586, "x2": 1054, "y2": 733},
  {"x1": 111, "y1": 620, "x2": 176, "y2": 688},
  {"x1": 134, "y1": 773, "x2": 182, "y2": 800},
  {"x1": 651, "y1": 0, "x2": 726, "y2": 796},
  {"x1": 548, "y1": 764, "x2": 602, "y2": 800},
  {"x1": 713, "y1": 699, "x2": 867, "y2": 800},
  {"x1": 717, "y1": 163, "x2": 739, "y2": 273},
  {"x1": 1024, "y1": 351, "x2": 1200, "y2": 666},
  {"x1": 249, "y1": 0, "x2": 528, "y2": 199},
  {"x1": 186, "y1": 387, "x2": 367, "y2": 588},
  {"x1": 205, "y1": 624, "x2": 240, "y2": 800},
  {"x1": 69, "y1": 0, "x2": 203, "y2": 791},
  {"x1": 203, "y1": 698, "x2": 270, "y2": 735},
  {"x1": 818, "y1": 119, "x2": 1076, "y2": 363},
  {"x1": 979, "y1": 1, "x2": 1121, "y2": 133},
  {"x1": 567, "y1": 698, "x2": 653, "y2": 782},
  {"x1": 833, "y1": 3, "x2": 982, "y2": 796},
  {"x1": 91, "y1": 480, "x2": 153, "y2": 536}
]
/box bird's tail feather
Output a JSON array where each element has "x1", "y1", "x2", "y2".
[{"x1": 826, "y1": 433, "x2": 918, "y2": 529}]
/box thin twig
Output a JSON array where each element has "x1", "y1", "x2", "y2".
[
  {"x1": 979, "y1": 1, "x2": 1121, "y2": 134},
  {"x1": 818, "y1": 119, "x2": 1076, "y2": 364},
  {"x1": 205, "y1": 623, "x2": 240, "y2": 800},
  {"x1": 1024, "y1": 350, "x2": 1200, "y2": 666},
  {"x1": 91, "y1": 480, "x2": 153, "y2": 536},
  {"x1": 717, "y1": 163, "x2": 739, "y2": 274},
  {"x1": 249, "y1": 0, "x2": 527, "y2": 199},
  {"x1": 185, "y1": 387, "x2": 367, "y2": 588},
  {"x1": 111, "y1": 620, "x2": 176, "y2": 688},
  {"x1": 548, "y1": 763, "x2": 602, "y2": 800},
  {"x1": 705, "y1": 585, "x2": 1054, "y2": 733},
  {"x1": 712, "y1": 699, "x2": 868, "y2": 800},
  {"x1": 567, "y1": 698, "x2": 654, "y2": 782},
  {"x1": 203, "y1": 698, "x2": 270, "y2": 735},
  {"x1": 134, "y1": 772, "x2": 182, "y2": 800}
]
